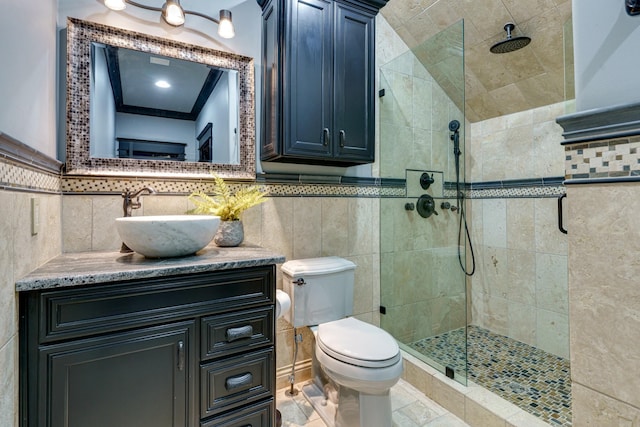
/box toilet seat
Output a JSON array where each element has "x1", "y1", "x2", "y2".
[{"x1": 317, "y1": 317, "x2": 401, "y2": 368}]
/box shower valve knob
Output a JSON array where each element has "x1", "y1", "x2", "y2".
[
  {"x1": 416, "y1": 194, "x2": 437, "y2": 218},
  {"x1": 405, "y1": 203, "x2": 415, "y2": 211}
]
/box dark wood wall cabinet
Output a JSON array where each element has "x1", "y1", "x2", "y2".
[
  {"x1": 257, "y1": 0, "x2": 388, "y2": 166},
  {"x1": 20, "y1": 266, "x2": 276, "y2": 427}
]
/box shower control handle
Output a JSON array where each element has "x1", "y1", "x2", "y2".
[
  {"x1": 416, "y1": 194, "x2": 438, "y2": 218},
  {"x1": 420, "y1": 173, "x2": 435, "y2": 190},
  {"x1": 441, "y1": 202, "x2": 459, "y2": 212}
]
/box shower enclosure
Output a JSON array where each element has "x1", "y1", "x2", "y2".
[
  {"x1": 378, "y1": 19, "x2": 573, "y2": 426},
  {"x1": 379, "y1": 20, "x2": 468, "y2": 383}
]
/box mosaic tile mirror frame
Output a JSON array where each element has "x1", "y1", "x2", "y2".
[{"x1": 65, "y1": 18, "x2": 256, "y2": 180}]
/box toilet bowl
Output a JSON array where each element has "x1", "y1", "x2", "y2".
[{"x1": 281, "y1": 257, "x2": 403, "y2": 427}]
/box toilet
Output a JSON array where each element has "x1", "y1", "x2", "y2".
[{"x1": 282, "y1": 257, "x2": 403, "y2": 427}]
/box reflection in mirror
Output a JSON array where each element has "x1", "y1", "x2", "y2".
[
  {"x1": 66, "y1": 18, "x2": 255, "y2": 179},
  {"x1": 90, "y1": 44, "x2": 239, "y2": 165}
]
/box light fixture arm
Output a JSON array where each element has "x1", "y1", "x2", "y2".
[
  {"x1": 122, "y1": 0, "x2": 163, "y2": 14},
  {"x1": 105, "y1": 0, "x2": 235, "y2": 38},
  {"x1": 183, "y1": 8, "x2": 220, "y2": 24}
]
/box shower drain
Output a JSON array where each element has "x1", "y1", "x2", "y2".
[{"x1": 496, "y1": 380, "x2": 529, "y2": 394}]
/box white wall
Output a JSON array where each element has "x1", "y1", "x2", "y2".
[
  {"x1": 573, "y1": 0, "x2": 640, "y2": 111},
  {"x1": 116, "y1": 113, "x2": 197, "y2": 160},
  {"x1": 57, "y1": 0, "x2": 262, "y2": 60},
  {"x1": 90, "y1": 46, "x2": 116, "y2": 158},
  {"x1": 0, "y1": 0, "x2": 58, "y2": 157},
  {"x1": 198, "y1": 72, "x2": 232, "y2": 164}
]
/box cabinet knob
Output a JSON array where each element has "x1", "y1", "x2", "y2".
[
  {"x1": 339, "y1": 130, "x2": 346, "y2": 147},
  {"x1": 323, "y1": 128, "x2": 330, "y2": 146}
]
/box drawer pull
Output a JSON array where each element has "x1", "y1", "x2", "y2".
[
  {"x1": 226, "y1": 325, "x2": 253, "y2": 342},
  {"x1": 225, "y1": 372, "x2": 253, "y2": 391}
]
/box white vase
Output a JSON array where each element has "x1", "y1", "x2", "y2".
[{"x1": 213, "y1": 220, "x2": 244, "y2": 247}]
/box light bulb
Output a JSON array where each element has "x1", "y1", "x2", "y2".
[
  {"x1": 217, "y1": 10, "x2": 235, "y2": 39},
  {"x1": 162, "y1": 0, "x2": 185, "y2": 26},
  {"x1": 104, "y1": 0, "x2": 126, "y2": 11}
]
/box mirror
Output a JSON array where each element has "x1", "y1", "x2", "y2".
[{"x1": 66, "y1": 18, "x2": 255, "y2": 179}]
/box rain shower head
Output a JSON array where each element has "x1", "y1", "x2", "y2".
[{"x1": 490, "y1": 23, "x2": 531, "y2": 54}]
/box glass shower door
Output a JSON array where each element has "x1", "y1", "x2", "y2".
[{"x1": 378, "y1": 20, "x2": 467, "y2": 384}]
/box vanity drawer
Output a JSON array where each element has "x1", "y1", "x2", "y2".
[
  {"x1": 201, "y1": 307, "x2": 274, "y2": 360},
  {"x1": 201, "y1": 348, "x2": 274, "y2": 418},
  {"x1": 32, "y1": 267, "x2": 274, "y2": 343},
  {"x1": 201, "y1": 398, "x2": 273, "y2": 427}
]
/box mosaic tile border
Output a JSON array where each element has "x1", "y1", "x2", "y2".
[
  {"x1": 442, "y1": 177, "x2": 566, "y2": 199},
  {"x1": 61, "y1": 175, "x2": 406, "y2": 197},
  {"x1": 564, "y1": 136, "x2": 640, "y2": 180},
  {"x1": 0, "y1": 134, "x2": 62, "y2": 194},
  {"x1": 0, "y1": 158, "x2": 61, "y2": 194},
  {"x1": 462, "y1": 185, "x2": 566, "y2": 199},
  {"x1": 65, "y1": 18, "x2": 255, "y2": 179}
]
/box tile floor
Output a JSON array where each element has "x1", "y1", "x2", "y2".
[
  {"x1": 276, "y1": 379, "x2": 470, "y2": 427},
  {"x1": 409, "y1": 326, "x2": 571, "y2": 426}
]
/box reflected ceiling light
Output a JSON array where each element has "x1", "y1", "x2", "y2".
[
  {"x1": 155, "y1": 80, "x2": 171, "y2": 88},
  {"x1": 104, "y1": 0, "x2": 236, "y2": 38}
]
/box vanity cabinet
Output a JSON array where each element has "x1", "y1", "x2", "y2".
[
  {"x1": 258, "y1": 0, "x2": 387, "y2": 166},
  {"x1": 20, "y1": 266, "x2": 276, "y2": 427}
]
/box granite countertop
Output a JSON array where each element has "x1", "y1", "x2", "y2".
[{"x1": 16, "y1": 244, "x2": 286, "y2": 292}]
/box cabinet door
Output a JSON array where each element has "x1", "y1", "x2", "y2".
[
  {"x1": 260, "y1": 0, "x2": 281, "y2": 160},
  {"x1": 333, "y1": 2, "x2": 375, "y2": 162},
  {"x1": 285, "y1": 0, "x2": 333, "y2": 158},
  {"x1": 43, "y1": 322, "x2": 195, "y2": 427}
]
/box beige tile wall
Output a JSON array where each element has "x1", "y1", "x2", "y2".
[
  {"x1": 468, "y1": 101, "x2": 570, "y2": 358},
  {"x1": 377, "y1": 16, "x2": 468, "y2": 347},
  {"x1": 378, "y1": 18, "x2": 464, "y2": 182},
  {"x1": 0, "y1": 189, "x2": 62, "y2": 427},
  {"x1": 61, "y1": 194, "x2": 381, "y2": 389},
  {"x1": 567, "y1": 183, "x2": 640, "y2": 422}
]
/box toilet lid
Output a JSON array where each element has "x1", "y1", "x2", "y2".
[{"x1": 317, "y1": 317, "x2": 401, "y2": 368}]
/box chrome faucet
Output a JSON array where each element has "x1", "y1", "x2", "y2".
[
  {"x1": 120, "y1": 186, "x2": 157, "y2": 253},
  {"x1": 122, "y1": 186, "x2": 157, "y2": 217}
]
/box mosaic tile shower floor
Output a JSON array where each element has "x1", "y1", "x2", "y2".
[{"x1": 409, "y1": 326, "x2": 572, "y2": 426}]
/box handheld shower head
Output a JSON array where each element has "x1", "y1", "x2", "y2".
[{"x1": 449, "y1": 120, "x2": 461, "y2": 156}]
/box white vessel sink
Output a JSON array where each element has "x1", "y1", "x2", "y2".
[{"x1": 116, "y1": 215, "x2": 220, "y2": 258}]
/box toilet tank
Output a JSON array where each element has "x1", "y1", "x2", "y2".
[{"x1": 281, "y1": 257, "x2": 356, "y2": 328}]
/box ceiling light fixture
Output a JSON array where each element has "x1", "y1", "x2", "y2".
[{"x1": 104, "y1": 0, "x2": 236, "y2": 39}]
